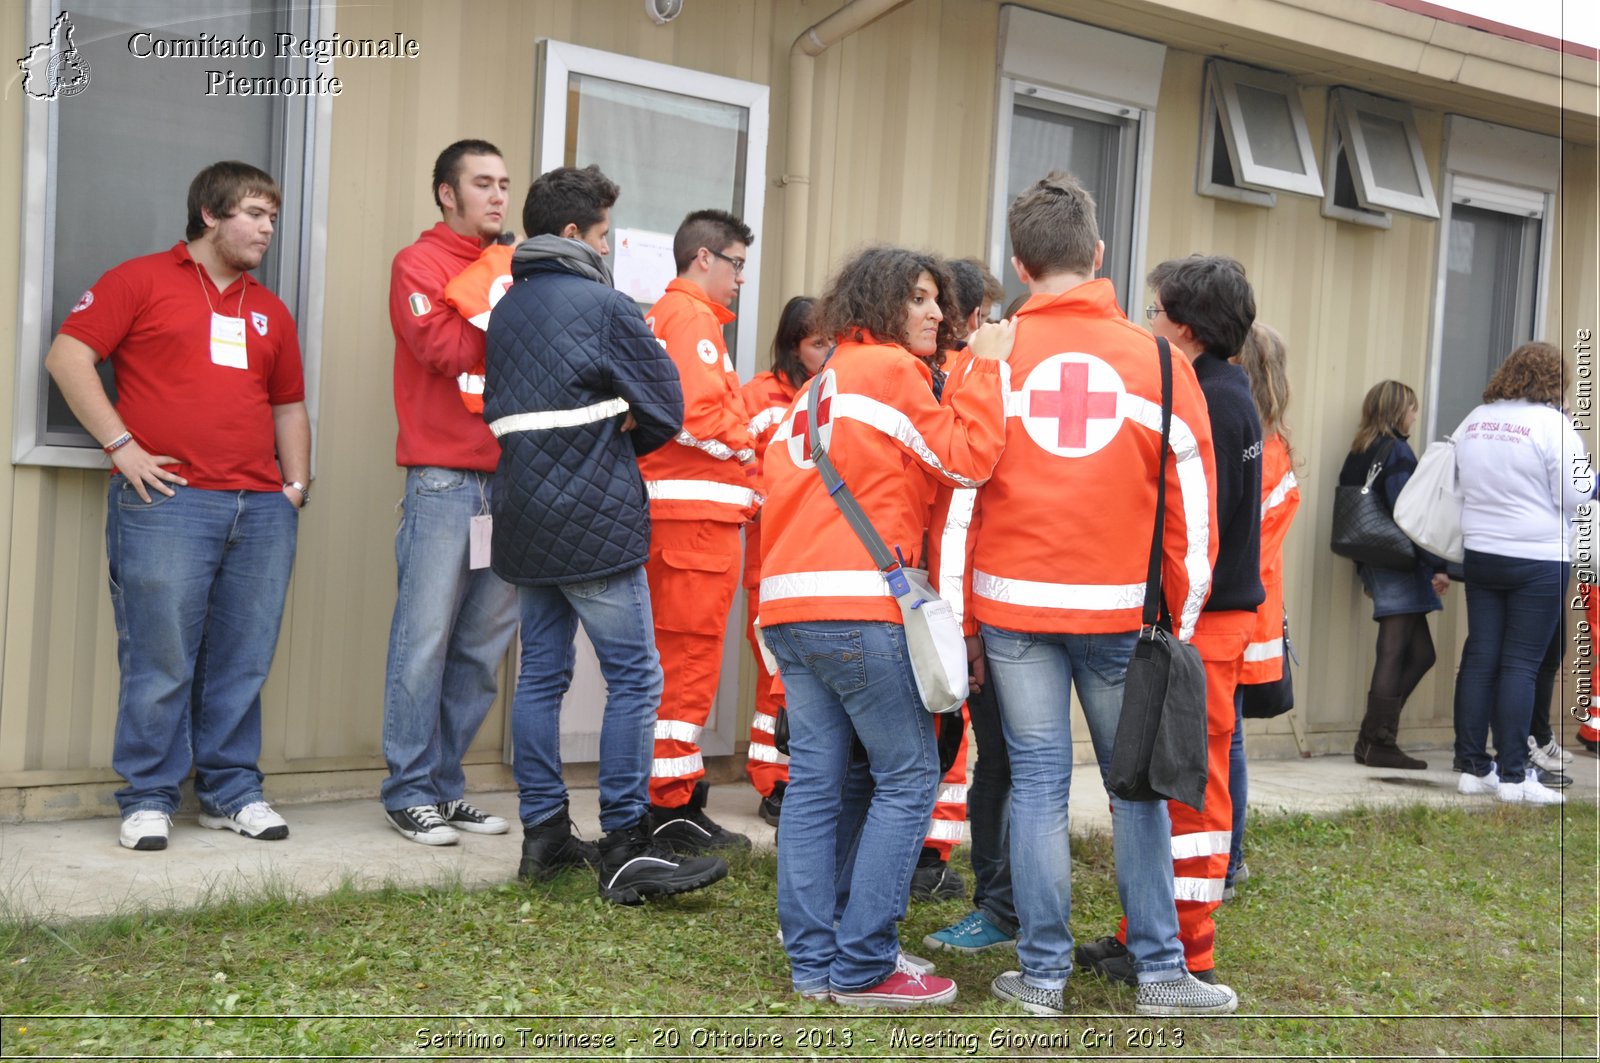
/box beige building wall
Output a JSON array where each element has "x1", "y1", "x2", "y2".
[{"x1": 1, "y1": 0, "x2": 1594, "y2": 816}]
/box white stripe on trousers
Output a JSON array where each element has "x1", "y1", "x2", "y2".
[
  {"x1": 1173, "y1": 876, "x2": 1227, "y2": 903},
  {"x1": 652, "y1": 753, "x2": 704, "y2": 778},
  {"x1": 654, "y1": 719, "x2": 702, "y2": 744},
  {"x1": 747, "y1": 743, "x2": 786, "y2": 763},
  {"x1": 1170, "y1": 830, "x2": 1233, "y2": 860}
]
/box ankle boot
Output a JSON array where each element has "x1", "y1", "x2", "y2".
[
  {"x1": 1353, "y1": 693, "x2": 1428, "y2": 770},
  {"x1": 519, "y1": 803, "x2": 599, "y2": 881},
  {"x1": 596, "y1": 817, "x2": 729, "y2": 906}
]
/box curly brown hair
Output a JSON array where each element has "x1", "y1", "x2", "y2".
[
  {"x1": 814, "y1": 247, "x2": 958, "y2": 356},
  {"x1": 1483, "y1": 341, "x2": 1566, "y2": 404}
]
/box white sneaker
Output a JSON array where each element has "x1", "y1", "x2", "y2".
[
  {"x1": 1498, "y1": 776, "x2": 1566, "y2": 805},
  {"x1": 199, "y1": 800, "x2": 289, "y2": 840},
  {"x1": 119, "y1": 810, "x2": 171, "y2": 851},
  {"x1": 897, "y1": 950, "x2": 936, "y2": 976},
  {"x1": 1457, "y1": 768, "x2": 1500, "y2": 795},
  {"x1": 1527, "y1": 735, "x2": 1573, "y2": 771}
]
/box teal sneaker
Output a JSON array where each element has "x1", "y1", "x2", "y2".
[{"x1": 922, "y1": 909, "x2": 1017, "y2": 954}]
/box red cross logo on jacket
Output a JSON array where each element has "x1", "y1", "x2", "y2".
[{"x1": 1019, "y1": 352, "x2": 1126, "y2": 457}]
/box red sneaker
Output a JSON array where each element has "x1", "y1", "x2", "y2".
[{"x1": 831, "y1": 971, "x2": 957, "y2": 1009}]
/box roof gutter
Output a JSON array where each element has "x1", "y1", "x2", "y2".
[{"x1": 782, "y1": 0, "x2": 911, "y2": 295}]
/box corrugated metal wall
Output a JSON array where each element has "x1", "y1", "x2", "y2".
[{"x1": 1, "y1": 0, "x2": 1594, "y2": 813}]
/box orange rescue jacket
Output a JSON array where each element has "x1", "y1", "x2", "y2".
[
  {"x1": 967, "y1": 279, "x2": 1219, "y2": 640},
  {"x1": 639, "y1": 278, "x2": 758, "y2": 523},
  {"x1": 740, "y1": 370, "x2": 803, "y2": 588},
  {"x1": 440, "y1": 243, "x2": 515, "y2": 413},
  {"x1": 759, "y1": 337, "x2": 1006, "y2": 627},
  {"x1": 1240, "y1": 433, "x2": 1300, "y2": 682}
]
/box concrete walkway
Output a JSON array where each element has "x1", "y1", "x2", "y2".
[{"x1": 2, "y1": 743, "x2": 1594, "y2": 923}]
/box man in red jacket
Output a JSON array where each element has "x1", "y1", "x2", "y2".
[
  {"x1": 380, "y1": 140, "x2": 520, "y2": 846},
  {"x1": 640, "y1": 210, "x2": 759, "y2": 852}
]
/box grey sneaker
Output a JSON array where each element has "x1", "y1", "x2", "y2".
[
  {"x1": 990, "y1": 970, "x2": 1065, "y2": 1016},
  {"x1": 1135, "y1": 972, "x2": 1238, "y2": 1015}
]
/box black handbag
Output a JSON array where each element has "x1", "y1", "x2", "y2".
[
  {"x1": 1106, "y1": 339, "x2": 1209, "y2": 813},
  {"x1": 1330, "y1": 439, "x2": 1416, "y2": 571},
  {"x1": 1239, "y1": 610, "x2": 1297, "y2": 719}
]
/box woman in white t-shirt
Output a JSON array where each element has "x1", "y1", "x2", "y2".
[{"x1": 1451, "y1": 342, "x2": 1589, "y2": 806}]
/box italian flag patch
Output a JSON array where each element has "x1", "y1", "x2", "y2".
[{"x1": 408, "y1": 292, "x2": 431, "y2": 316}]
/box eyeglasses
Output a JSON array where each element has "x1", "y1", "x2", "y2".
[
  {"x1": 1143, "y1": 304, "x2": 1166, "y2": 321},
  {"x1": 708, "y1": 248, "x2": 746, "y2": 276}
]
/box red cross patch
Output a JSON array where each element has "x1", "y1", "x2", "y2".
[
  {"x1": 786, "y1": 369, "x2": 837, "y2": 469},
  {"x1": 1019, "y1": 353, "x2": 1125, "y2": 457}
]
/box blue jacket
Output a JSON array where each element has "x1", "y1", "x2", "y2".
[{"x1": 483, "y1": 242, "x2": 683, "y2": 585}]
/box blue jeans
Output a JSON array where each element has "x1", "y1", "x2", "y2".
[
  {"x1": 1226, "y1": 692, "x2": 1246, "y2": 886},
  {"x1": 767, "y1": 621, "x2": 940, "y2": 995},
  {"x1": 982, "y1": 624, "x2": 1187, "y2": 989},
  {"x1": 106, "y1": 478, "x2": 297, "y2": 817},
  {"x1": 381, "y1": 468, "x2": 518, "y2": 811},
  {"x1": 966, "y1": 677, "x2": 1018, "y2": 933},
  {"x1": 1452, "y1": 550, "x2": 1569, "y2": 783},
  {"x1": 510, "y1": 565, "x2": 661, "y2": 833}
]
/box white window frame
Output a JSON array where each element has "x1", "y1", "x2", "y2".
[
  {"x1": 991, "y1": 6, "x2": 1164, "y2": 310},
  {"x1": 1328, "y1": 86, "x2": 1439, "y2": 219},
  {"x1": 11, "y1": 0, "x2": 332, "y2": 469},
  {"x1": 1320, "y1": 115, "x2": 1394, "y2": 230},
  {"x1": 1199, "y1": 59, "x2": 1323, "y2": 201},
  {"x1": 533, "y1": 40, "x2": 769, "y2": 379},
  {"x1": 990, "y1": 79, "x2": 1155, "y2": 310}
]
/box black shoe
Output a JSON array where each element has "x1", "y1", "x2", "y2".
[
  {"x1": 597, "y1": 818, "x2": 729, "y2": 906},
  {"x1": 758, "y1": 781, "x2": 785, "y2": 827},
  {"x1": 1075, "y1": 935, "x2": 1137, "y2": 987},
  {"x1": 909, "y1": 846, "x2": 966, "y2": 902},
  {"x1": 518, "y1": 806, "x2": 599, "y2": 881},
  {"x1": 1189, "y1": 967, "x2": 1219, "y2": 984},
  {"x1": 651, "y1": 780, "x2": 752, "y2": 853},
  {"x1": 1531, "y1": 766, "x2": 1573, "y2": 789}
]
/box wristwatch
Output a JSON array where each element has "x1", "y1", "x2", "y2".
[{"x1": 284, "y1": 480, "x2": 310, "y2": 507}]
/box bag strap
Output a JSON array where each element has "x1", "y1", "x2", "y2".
[
  {"x1": 1140, "y1": 338, "x2": 1174, "y2": 629},
  {"x1": 806, "y1": 379, "x2": 922, "y2": 601},
  {"x1": 1364, "y1": 436, "x2": 1396, "y2": 490}
]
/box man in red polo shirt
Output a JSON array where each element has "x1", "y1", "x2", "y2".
[
  {"x1": 45, "y1": 161, "x2": 310, "y2": 852},
  {"x1": 640, "y1": 209, "x2": 758, "y2": 853}
]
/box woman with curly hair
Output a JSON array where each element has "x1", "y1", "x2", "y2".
[
  {"x1": 1452, "y1": 342, "x2": 1589, "y2": 805},
  {"x1": 759, "y1": 246, "x2": 1012, "y2": 1007},
  {"x1": 1339, "y1": 380, "x2": 1448, "y2": 770}
]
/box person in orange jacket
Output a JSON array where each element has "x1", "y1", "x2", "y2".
[
  {"x1": 741, "y1": 296, "x2": 830, "y2": 825},
  {"x1": 760, "y1": 245, "x2": 1011, "y2": 1006},
  {"x1": 1225, "y1": 322, "x2": 1300, "y2": 898},
  {"x1": 969, "y1": 174, "x2": 1233, "y2": 1018},
  {"x1": 1078, "y1": 254, "x2": 1262, "y2": 998},
  {"x1": 641, "y1": 210, "x2": 760, "y2": 852}
]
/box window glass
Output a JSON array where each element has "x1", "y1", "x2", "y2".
[
  {"x1": 1002, "y1": 99, "x2": 1134, "y2": 313},
  {"x1": 1233, "y1": 82, "x2": 1303, "y2": 174},
  {"x1": 1435, "y1": 203, "x2": 1541, "y2": 433},
  {"x1": 565, "y1": 73, "x2": 749, "y2": 341},
  {"x1": 1357, "y1": 110, "x2": 1423, "y2": 198},
  {"x1": 33, "y1": 0, "x2": 307, "y2": 449}
]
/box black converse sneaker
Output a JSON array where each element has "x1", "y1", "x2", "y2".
[
  {"x1": 757, "y1": 780, "x2": 785, "y2": 827},
  {"x1": 651, "y1": 780, "x2": 751, "y2": 853},
  {"x1": 597, "y1": 818, "x2": 728, "y2": 906},
  {"x1": 439, "y1": 799, "x2": 510, "y2": 834},
  {"x1": 386, "y1": 804, "x2": 460, "y2": 846}
]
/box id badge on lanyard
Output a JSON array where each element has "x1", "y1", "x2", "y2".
[{"x1": 210, "y1": 313, "x2": 248, "y2": 369}]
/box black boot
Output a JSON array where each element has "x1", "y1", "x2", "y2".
[
  {"x1": 909, "y1": 845, "x2": 966, "y2": 902},
  {"x1": 757, "y1": 780, "x2": 785, "y2": 827},
  {"x1": 1353, "y1": 693, "x2": 1428, "y2": 770},
  {"x1": 651, "y1": 780, "x2": 752, "y2": 853},
  {"x1": 596, "y1": 817, "x2": 728, "y2": 906},
  {"x1": 518, "y1": 804, "x2": 599, "y2": 881}
]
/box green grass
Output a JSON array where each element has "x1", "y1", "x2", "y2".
[{"x1": 2, "y1": 803, "x2": 1596, "y2": 1060}]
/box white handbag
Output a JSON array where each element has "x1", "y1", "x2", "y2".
[{"x1": 1394, "y1": 435, "x2": 1464, "y2": 563}]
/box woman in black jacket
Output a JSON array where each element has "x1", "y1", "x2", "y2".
[{"x1": 1339, "y1": 380, "x2": 1449, "y2": 769}]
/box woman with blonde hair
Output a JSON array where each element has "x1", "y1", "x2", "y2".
[
  {"x1": 1225, "y1": 322, "x2": 1299, "y2": 896},
  {"x1": 1338, "y1": 380, "x2": 1448, "y2": 769},
  {"x1": 1452, "y1": 342, "x2": 1588, "y2": 805}
]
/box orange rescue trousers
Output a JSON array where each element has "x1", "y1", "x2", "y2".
[
  {"x1": 1118, "y1": 610, "x2": 1253, "y2": 973},
  {"x1": 646, "y1": 518, "x2": 742, "y2": 809}
]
